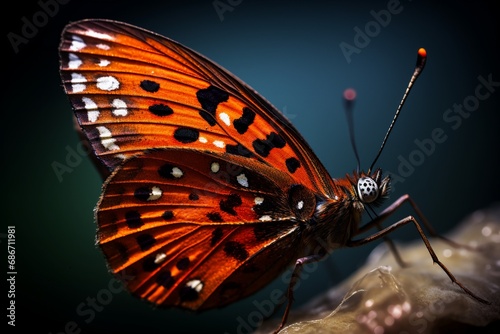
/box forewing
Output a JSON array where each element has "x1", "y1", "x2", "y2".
[{"x1": 59, "y1": 19, "x2": 335, "y2": 194}]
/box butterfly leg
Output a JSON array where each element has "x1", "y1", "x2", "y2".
[
  {"x1": 347, "y1": 207, "x2": 490, "y2": 305},
  {"x1": 378, "y1": 230, "x2": 409, "y2": 268},
  {"x1": 360, "y1": 194, "x2": 472, "y2": 250},
  {"x1": 273, "y1": 252, "x2": 326, "y2": 334}
]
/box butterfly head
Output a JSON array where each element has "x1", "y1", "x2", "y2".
[{"x1": 352, "y1": 168, "x2": 390, "y2": 207}]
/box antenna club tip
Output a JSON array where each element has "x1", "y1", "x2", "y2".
[
  {"x1": 343, "y1": 88, "x2": 357, "y2": 101},
  {"x1": 418, "y1": 48, "x2": 427, "y2": 58}
]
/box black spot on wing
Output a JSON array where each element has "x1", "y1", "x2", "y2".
[
  {"x1": 142, "y1": 255, "x2": 159, "y2": 272},
  {"x1": 112, "y1": 242, "x2": 129, "y2": 263},
  {"x1": 136, "y1": 234, "x2": 156, "y2": 251},
  {"x1": 196, "y1": 85, "x2": 229, "y2": 126},
  {"x1": 220, "y1": 194, "x2": 242, "y2": 215},
  {"x1": 156, "y1": 270, "x2": 175, "y2": 288},
  {"x1": 207, "y1": 212, "x2": 224, "y2": 222},
  {"x1": 226, "y1": 144, "x2": 253, "y2": 158},
  {"x1": 174, "y1": 127, "x2": 199, "y2": 143},
  {"x1": 233, "y1": 107, "x2": 256, "y2": 134},
  {"x1": 211, "y1": 227, "x2": 224, "y2": 246},
  {"x1": 179, "y1": 282, "x2": 202, "y2": 301},
  {"x1": 125, "y1": 210, "x2": 143, "y2": 229},
  {"x1": 176, "y1": 257, "x2": 190, "y2": 270},
  {"x1": 252, "y1": 132, "x2": 286, "y2": 157},
  {"x1": 285, "y1": 157, "x2": 301, "y2": 173},
  {"x1": 149, "y1": 103, "x2": 173, "y2": 116},
  {"x1": 224, "y1": 241, "x2": 248, "y2": 261},
  {"x1": 162, "y1": 210, "x2": 174, "y2": 220},
  {"x1": 140, "y1": 80, "x2": 160, "y2": 93}
]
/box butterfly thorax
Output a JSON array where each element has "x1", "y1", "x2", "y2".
[{"x1": 303, "y1": 169, "x2": 390, "y2": 253}]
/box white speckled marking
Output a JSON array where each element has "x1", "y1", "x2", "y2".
[
  {"x1": 185, "y1": 279, "x2": 203, "y2": 293},
  {"x1": 71, "y1": 73, "x2": 86, "y2": 83},
  {"x1": 254, "y1": 197, "x2": 264, "y2": 205},
  {"x1": 98, "y1": 59, "x2": 110, "y2": 67},
  {"x1": 71, "y1": 73, "x2": 86, "y2": 92},
  {"x1": 237, "y1": 173, "x2": 248, "y2": 187},
  {"x1": 148, "y1": 186, "x2": 163, "y2": 201},
  {"x1": 111, "y1": 98, "x2": 128, "y2": 116},
  {"x1": 213, "y1": 140, "x2": 225, "y2": 148},
  {"x1": 69, "y1": 35, "x2": 85, "y2": 51},
  {"x1": 82, "y1": 97, "x2": 99, "y2": 122},
  {"x1": 219, "y1": 112, "x2": 230, "y2": 126},
  {"x1": 96, "y1": 126, "x2": 120, "y2": 151},
  {"x1": 96, "y1": 43, "x2": 110, "y2": 50},
  {"x1": 171, "y1": 167, "x2": 183, "y2": 178},
  {"x1": 154, "y1": 253, "x2": 167, "y2": 264},
  {"x1": 210, "y1": 162, "x2": 220, "y2": 173},
  {"x1": 96, "y1": 76, "x2": 119, "y2": 91},
  {"x1": 87, "y1": 30, "x2": 114, "y2": 40},
  {"x1": 259, "y1": 215, "x2": 272, "y2": 222},
  {"x1": 68, "y1": 53, "x2": 82, "y2": 69}
]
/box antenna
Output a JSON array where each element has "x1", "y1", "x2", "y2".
[
  {"x1": 343, "y1": 88, "x2": 361, "y2": 173},
  {"x1": 369, "y1": 48, "x2": 427, "y2": 172}
]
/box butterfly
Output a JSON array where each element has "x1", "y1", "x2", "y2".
[{"x1": 59, "y1": 19, "x2": 488, "y2": 333}]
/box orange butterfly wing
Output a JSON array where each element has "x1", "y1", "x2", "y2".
[
  {"x1": 59, "y1": 19, "x2": 335, "y2": 195},
  {"x1": 59, "y1": 19, "x2": 334, "y2": 310},
  {"x1": 96, "y1": 148, "x2": 313, "y2": 309}
]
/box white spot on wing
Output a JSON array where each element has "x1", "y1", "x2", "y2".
[
  {"x1": 82, "y1": 97, "x2": 99, "y2": 122},
  {"x1": 254, "y1": 197, "x2": 264, "y2": 205},
  {"x1": 210, "y1": 162, "x2": 220, "y2": 173},
  {"x1": 100, "y1": 138, "x2": 119, "y2": 151},
  {"x1": 148, "y1": 186, "x2": 163, "y2": 201},
  {"x1": 70, "y1": 35, "x2": 86, "y2": 51},
  {"x1": 111, "y1": 98, "x2": 128, "y2": 116},
  {"x1": 199, "y1": 136, "x2": 208, "y2": 144},
  {"x1": 237, "y1": 173, "x2": 248, "y2": 188},
  {"x1": 87, "y1": 111, "x2": 99, "y2": 123},
  {"x1": 71, "y1": 73, "x2": 86, "y2": 92},
  {"x1": 71, "y1": 73, "x2": 86, "y2": 83},
  {"x1": 72, "y1": 84, "x2": 86, "y2": 93},
  {"x1": 96, "y1": 126, "x2": 112, "y2": 137},
  {"x1": 219, "y1": 112, "x2": 230, "y2": 126},
  {"x1": 82, "y1": 97, "x2": 98, "y2": 110},
  {"x1": 96, "y1": 76, "x2": 119, "y2": 91},
  {"x1": 297, "y1": 200, "x2": 304, "y2": 210},
  {"x1": 259, "y1": 215, "x2": 272, "y2": 222},
  {"x1": 96, "y1": 126, "x2": 120, "y2": 151},
  {"x1": 68, "y1": 53, "x2": 82, "y2": 69},
  {"x1": 98, "y1": 59, "x2": 110, "y2": 67},
  {"x1": 213, "y1": 140, "x2": 225, "y2": 148},
  {"x1": 185, "y1": 279, "x2": 203, "y2": 293},
  {"x1": 96, "y1": 43, "x2": 111, "y2": 50},
  {"x1": 154, "y1": 253, "x2": 167, "y2": 264},
  {"x1": 87, "y1": 30, "x2": 114, "y2": 40},
  {"x1": 171, "y1": 167, "x2": 183, "y2": 178}
]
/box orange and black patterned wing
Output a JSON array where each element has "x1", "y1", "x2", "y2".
[
  {"x1": 59, "y1": 19, "x2": 335, "y2": 195},
  {"x1": 97, "y1": 148, "x2": 318, "y2": 309}
]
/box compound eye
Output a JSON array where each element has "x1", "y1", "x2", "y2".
[{"x1": 357, "y1": 177, "x2": 379, "y2": 203}]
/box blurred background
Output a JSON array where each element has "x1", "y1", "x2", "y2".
[{"x1": 3, "y1": 0, "x2": 499, "y2": 333}]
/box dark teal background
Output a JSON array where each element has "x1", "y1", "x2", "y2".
[{"x1": 3, "y1": 1, "x2": 499, "y2": 333}]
